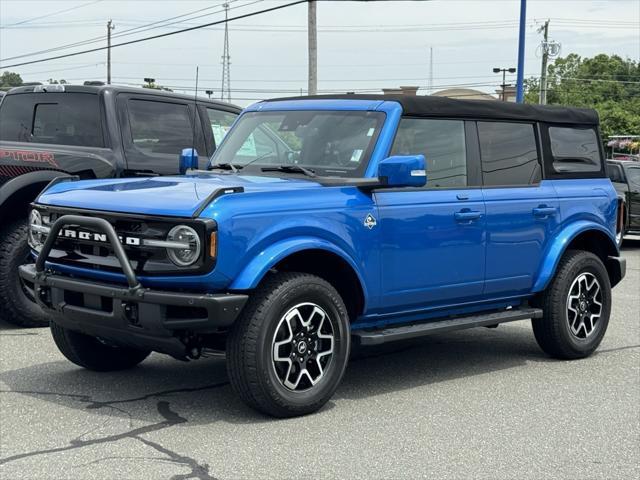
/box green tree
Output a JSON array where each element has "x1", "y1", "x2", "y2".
[
  {"x1": 0, "y1": 71, "x2": 23, "y2": 88},
  {"x1": 46, "y1": 78, "x2": 68, "y2": 85},
  {"x1": 525, "y1": 54, "x2": 640, "y2": 140}
]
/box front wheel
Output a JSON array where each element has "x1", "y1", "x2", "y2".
[
  {"x1": 51, "y1": 322, "x2": 151, "y2": 371},
  {"x1": 226, "y1": 272, "x2": 350, "y2": 417},
  {"x1": 532, "y1": 250, "x2": 611, "y2": 359}
]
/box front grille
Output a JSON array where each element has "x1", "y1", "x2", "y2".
[{"x1": 35, "y1": 206, "x2": 214, "y2": 276}]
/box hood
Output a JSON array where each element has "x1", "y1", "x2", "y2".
[{"x1": 37, "y1": 174, "x2": 322, "y2": 217}]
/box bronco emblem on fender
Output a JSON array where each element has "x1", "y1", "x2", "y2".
[{"x1": 364, "y1": 213, "x2": 377, "y2": 229}]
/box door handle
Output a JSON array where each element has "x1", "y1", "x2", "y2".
[
  {"x1": 454, "y1": 210, "x2": 482, "y2": 222},
  {"x1": 532, "y1": 206, "x2": 558, "y2": 218}
]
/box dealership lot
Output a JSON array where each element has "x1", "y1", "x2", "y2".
[{"x1": 1, "y1": 240, "x2": 638, "y2": 480}]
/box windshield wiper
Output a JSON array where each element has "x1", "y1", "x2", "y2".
[
  {"x1": 209, "y1": 162, "x2": 239, "y2": 173},
  {"x1": 261, "y1": 165, "x2": 316, "y2": 177}
]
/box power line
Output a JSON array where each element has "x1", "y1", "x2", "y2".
[
  {"x1": 0, "y1": 0, "x2": 308, "y2": 70},
  {"x1": 0, "y1": 0, "x2": 103, "y2": 28},
  {"x1": 0, "y1": 1, "x2": 243, "y2": 63}
]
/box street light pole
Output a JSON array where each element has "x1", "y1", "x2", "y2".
[
  {"x1": 493, "y1": 67, "x2": 516, "y2": 101},
  {"x1": 516, "y1": 0, "x2": 527, "y2": 103}
]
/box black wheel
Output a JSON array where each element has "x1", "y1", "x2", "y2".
[
  {"x1": 51, "y1": 322, "x2": 151, "y2": 371},
  {"x1": 532, "y1": 250, "x2": 611, "y2": 359},
  {"x1": 226, "y1": 272, "x2": 350, "y2": 417},
  {"x1": 0, "y1": 219, "x2": 50, "y2": 327}
]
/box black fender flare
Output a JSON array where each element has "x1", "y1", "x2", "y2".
[{"x1": 0, "y1": 170, "x2": 72, "y2": 209}]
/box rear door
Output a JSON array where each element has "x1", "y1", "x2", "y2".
[
  {"x1": 375, "y1": 118, "x2": 486, "y2": 313},
  {"x1": 478, "y1": 121, "x2": 559, "y2": 296},
  {"x1": 117, "y1": 93, "x2": 207, "y2": 175}
]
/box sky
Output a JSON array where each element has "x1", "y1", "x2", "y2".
[{"x1": 1, "y1": 0, "x2": 639, "y2": 106}]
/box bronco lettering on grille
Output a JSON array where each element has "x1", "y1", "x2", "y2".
[{"x1": 60, "y1": 228, "x2": 141, "y2": 246}]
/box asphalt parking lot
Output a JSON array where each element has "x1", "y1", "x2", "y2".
[{"x1": 1, "y1": 240, "x2": 638, "y2": 480}]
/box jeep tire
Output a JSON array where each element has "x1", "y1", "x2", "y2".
[
  {"x1": 0, "y1": 219, "x2": 50, "y2": 327},
  {"x1": 226, "y1": 272, "x2": 350, "y2": 417},
  {"x1": 532, "y1": 250, "x2": 611, "y2": 359},
  {"x1": 51, "y1": 322, "x2": 151, "y2": 371}
]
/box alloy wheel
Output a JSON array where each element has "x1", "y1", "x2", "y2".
[
  {"x1": 272, "y1": 302, "x2": 335, "y2": 391},
  {"x1": 566, "y1": 272, "x2": 603, "y2": 339}
]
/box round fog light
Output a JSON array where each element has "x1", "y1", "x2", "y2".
[{"x1": 166, "y1": 225, "x2": 201, "y2": 266}]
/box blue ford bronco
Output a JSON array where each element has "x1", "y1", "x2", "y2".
[{"x1": 20, "y1": 95, "x2": 626, "y2": 417}]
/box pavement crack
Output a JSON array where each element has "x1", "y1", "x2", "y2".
[{"x1": 0, "y1": 401, "x2": 183, "y2": 467}]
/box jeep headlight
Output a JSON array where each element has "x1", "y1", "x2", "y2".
[
  {"x1": 28, "y1": 209, "x2": 49, "y2": 251},
  {"x1": 166, "y1": 225, "x2": 201, "y2": 266}
]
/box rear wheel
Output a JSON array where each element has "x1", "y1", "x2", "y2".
[
  {"x1": 0, "y1": 219, "x2": 50, "y2": 327},
  {"x1": 51, "y1": 322, "x2": 151, "y2": 371},
  {"x1": 532, "y1": 250, "x2": 611, "y2": 359},
  {"x1": 226, "y1": 272, "x2": 350, "y2": 417}
]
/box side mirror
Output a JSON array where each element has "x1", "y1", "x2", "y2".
[
  {"x1": 179, "y1": 148, "x2": 199, "y2": 174},
  {"x1": 377, "y1": 155, "x2": 426, "y2": 188}
]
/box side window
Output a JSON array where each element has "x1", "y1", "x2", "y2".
[
  {"x1": 128, "y1": 99, "x2": 193, "y2": 156},
  {"x1": 627, "y1": 168, "x2": 640, "y2": 188},
  {"x1": 477, "y1": 122, "x2": 540, "y2": 186},
  {"x1": 549, "y1": 127, "x2": 601, "y2": 173},
  {"x1": 0, "y1": 93, "x2": 103, "y2": 147},
  {"x1": 391, "y1": 118, "x2": 467, "y2": 187},
  {"x1": 606, "y1": 163, "x2": 624, "y2": 183},
  {"x1": 206, "y1": 108, "x2": 237, "y2": 147}
]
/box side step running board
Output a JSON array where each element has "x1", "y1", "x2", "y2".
[{"x1": 353, "y1": 307, "x2": 543, "y2": 346}]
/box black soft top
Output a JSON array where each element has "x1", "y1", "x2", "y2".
[{"x1": 265, "y1": 94, "x2": 599, "y2": 126}]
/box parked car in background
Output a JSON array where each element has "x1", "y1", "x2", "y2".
[
  {"x1": 0, "y1": 84, "x2": 240, "y2": 326},
  {"x1": 20, "y1": 95, "x2": 625, "y2": 417},
  {"x1": 606, "y1": 159, "x2": 640, "y2": 243}
]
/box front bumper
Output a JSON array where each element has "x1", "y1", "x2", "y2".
[
  {"x1": 20, "y1": 264, "x2": 247, "y2": 356},
  {"x1": 21, "y1": 214, "x2": 248, "y2": 357}
]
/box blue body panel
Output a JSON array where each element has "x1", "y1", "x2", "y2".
[{"x1": 34, "y1": 99, "x2": 620, "y2": 330}]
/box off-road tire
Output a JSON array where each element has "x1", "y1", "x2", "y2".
[
  {"x1": 532, "y1": 250, "x2": 611, "y2": 359},
  {"x1": 226, "y1": 272, "x2": 351, "y2": 417},
  {"x1": 0, "y1": 219, "x2": 50, "y2": 327},
  {"x1": 51, "y1": 322, "x2": 151, "y2": 371}
]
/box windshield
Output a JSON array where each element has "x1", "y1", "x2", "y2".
[{"x1": 209, "y1": 110, "x2": 385, "y2": 177}]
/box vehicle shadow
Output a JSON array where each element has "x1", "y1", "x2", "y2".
[
  {"x1": 621, "y1": 236, "x2": 640, "y2": 250},
  {"x1": 0, "y1": 323, "x2": 548, "y2": 425}
]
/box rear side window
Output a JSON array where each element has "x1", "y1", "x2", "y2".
[
  {"x1": 549, "y1": 127, "x2": 601, "y2": 173},
  {"x1": 128, "y1": 99, "x2": 193, "y2": 155},
  {"x1": 478, "y1": 122, "x2": 540, "y2": 186},
  {"x1": 391, "y1": 118, "x2": 467, "y2": 187},
  {"x1": 206, "y1": 108, "x2": 237, "y2": 147},
  {"x1": 0, "y1": 93, "x2": 103, "y2": 147}
]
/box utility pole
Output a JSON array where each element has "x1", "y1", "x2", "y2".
[
  {"x1": 308, "y1": 0, "x2": 317, "y2": 96},
  {"x1": 539, "y1": 19, "x2": 550, "y2": 104},
  {"x1": 220, "y1": 3, "x2": 231, "y2": 102},
  {"x1": 428, "y1": 47, "x2": 433, "y2": 95},
  {"x1": 107, "y1": 20, "x2": 115, "y2": 84}
]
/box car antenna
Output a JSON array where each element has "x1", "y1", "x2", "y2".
[{"x1": 191, "y1": 66, "x2": 199, "y2": 162}]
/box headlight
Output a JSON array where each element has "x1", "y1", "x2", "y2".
[
  {"x1": 28, "y1": 209, "x2": 48, "y2": 251},
  {"x1": 166, "y1": 225, "x2": 201, "y2": 266}
]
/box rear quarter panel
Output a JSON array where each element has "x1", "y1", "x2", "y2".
[{"x1": 532, "y1": 178, "x2": 618, "y2": 292}]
